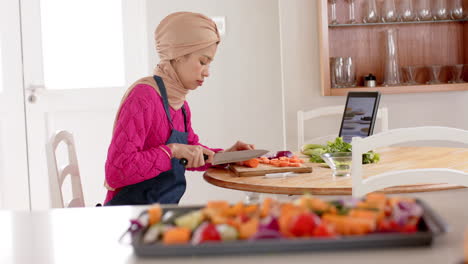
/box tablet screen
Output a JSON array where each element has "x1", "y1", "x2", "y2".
[{"x1": 339, "y1": 92, "x2": 381, "y2": 143}]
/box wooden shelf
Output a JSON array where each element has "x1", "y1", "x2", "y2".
[
  {"x1": 329, "y1": 19, "x2": 468, "y2": 27},
  {"x1": 317, "y1": 0, "x2": 468, "y2": 96},
  {"x1": 330, "y1": 83, "x2": 468, "y2": 96}
]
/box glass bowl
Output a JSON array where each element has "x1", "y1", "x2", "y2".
[{"x1": 321, "y1": 152, "x2": 352, "y2": 177}]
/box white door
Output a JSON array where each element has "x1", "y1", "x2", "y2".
[
  {"x1": 21, "y1": 0, "x2": 149, "y2": 209},
  {"x1": 0, "y1": 0, "x2": 30, "y2": 210}
]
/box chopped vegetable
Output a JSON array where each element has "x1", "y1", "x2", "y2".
[
  {"x1": 192, "y1": 222, "x2": 222, "y2": 244},
  {"x1": 275, "y1": 151, "x2": 293, "y2": 158},
  {"x1": 302, "y1": 137, "x2": 380, "y2": 164},
  {"x1": 135, "y1": 193, "x2": 426, "y2": 245},
  {"x1": 242, "y1": 158, "x2": 259, "y2": 168},
  {"x1": 162, "y1": 227, "x2": 191, "y2": 245},
  {"x1": 174, "y1": 210, "x2": 204, "y2": 230},
  {"x1": 148, "y1": 204, "x2": 162, "y2": 226},
  {"x1": 216, "y1": 224, "x2": 239, "y2": 241}
]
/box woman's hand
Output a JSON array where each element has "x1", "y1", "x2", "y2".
[
  {"x1": 167, "y1": 143, "x2": 215, "y2": 168},
  {"x1": 224, "y1": 140, "x2": 255, "y2": 152}
]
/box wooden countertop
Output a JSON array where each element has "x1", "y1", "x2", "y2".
[{"x1": 204, "y1": 147, "x2": 468, "y2": 195}]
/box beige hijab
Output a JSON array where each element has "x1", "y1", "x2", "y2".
[{"x1": 113, "y1": 12, "x2": 220, "y2": 132}]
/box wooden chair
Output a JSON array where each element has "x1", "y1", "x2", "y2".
[
  {"x1": 351, "y1": 126, "x2": 468, "y2": 197},
  {"x1": 46, "y1": 130, "x2": 85, "y2": 208},
  {"x1": 297, "y1": 105, "x2": 389, "y2": 149}
]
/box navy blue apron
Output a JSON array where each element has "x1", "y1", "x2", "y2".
[{"x1": 106, "y1": 75, "x2": 188, "y2": 205}]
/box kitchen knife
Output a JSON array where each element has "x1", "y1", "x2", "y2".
[{"x1": 180, "y1": 149, "x2": 269, "y2": 166}]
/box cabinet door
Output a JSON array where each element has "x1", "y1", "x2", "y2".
[
  {"x1": 0, "y1": 0, "x2": 30, "y2": 210},
  {"x1": 21, "y1": 0, "x2": 149, "y2": 209}
]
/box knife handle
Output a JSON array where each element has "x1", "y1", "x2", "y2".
[{"x1": 180, "y1": 154, "x2": 209, "y2": 167}]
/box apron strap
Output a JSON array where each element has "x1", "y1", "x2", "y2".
[
  {"x1": 181, "y1": 107, "x2": 187, "y2": 133},
  {"x1": 153, "y1": 75, "x2": 187, "y2": 132}
]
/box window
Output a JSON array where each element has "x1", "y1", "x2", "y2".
[{"x1": 40, "y1": 0, "x2": 125, "y2": 89}]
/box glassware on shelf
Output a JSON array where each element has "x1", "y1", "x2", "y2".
[
  {"x1": 343, "y1": 57, "x2": 357, "y2": 87},
  {"x1": 330, "y1": 58, "x2": 337, "y2": 88},
  {"x1": 427, "y1": 65, "x2": 443, "y2": 84},
  {"x1": 331, "y1": 57, "x2": 346, "y2": 88},
  {"x1": 329, "y1": 0, "x2": 338, "y2": 25},
  {"x1": 450, "y1": 0, "x2": 465, "y2": 20},
  {"x1": 433, "y1": 0, "x2": 449, "y2": 20},
  {"x1": 402, "y1": 66, "x2": 418, "y2": 85},
  {"x1": 399, "y1": 0, "x2": 417, "y2": 22},
  {"x1": 347, "y1": 0, "x2": 357, "y2": 24},
  {"x1": 383, "y1": 29, "x2": 402, "y2": 86},
  {"x1": 363, "y1": 0, "x2": 379, "y2": 23},
  {"x1": 449, "y1": 64, "x2": 465, "y2": 83},
  {"x1": 381, "y1": 0, "x2": 398, "y2": 22},
  {"x1": 417, "y1": 0, "x2": 433, "y2": 21}
]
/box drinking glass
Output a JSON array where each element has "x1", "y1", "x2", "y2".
[
  {"x1": 347, "y1": 0, "x2": 357, "y2": 24},
  {"x1": 332, "y1": 57, "x2": 346, "y2": 88},
  {"x1": 417, "y1": 0, "x2": 433, "y2": 21},
  {"x1": 344, "y1": 57, "x2": 357, "y2": 87},
  {"x1": 427, "y1": 65, "x2": 442, "y2": 84},
  {"x1": 381, "y1": 0, "x2": 398, "y2": 22},
  {"x1": 363, "y1": 0, "x2": 379, "y2": 23},
  {"x1": 433, "y1": 0, "x2": 449, "y2": 20},
  {"x1": 450, "y1": 0, "x2": 465, "y2": 19},
  {"x1": 449, "y1": 64, "x2": 465, "y2": 83},
  {"x1": 402, "y1": 66, "x2": 418, "y2": 85},
  {"x1": 399, "y1": 0, "x2": 417, "y2": 21},
  {"x1": 329, "y1": 0, "x2": 338, "y2": 24}
]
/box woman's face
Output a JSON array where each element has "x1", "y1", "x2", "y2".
[{"x1": 171, "y1": 43, "x2": 218, "y2": 90}]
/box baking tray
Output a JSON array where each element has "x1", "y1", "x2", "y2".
[{"x1": 130, "y1": 199, "x2": 447, "y2": 257}]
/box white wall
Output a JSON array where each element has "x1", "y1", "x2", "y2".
[
  {"x1": 145, "y1": 0, "x2": 284, "y2": 205},
  {"x1": 278, "y1": 0, "x2": 468, "y2": 150}
]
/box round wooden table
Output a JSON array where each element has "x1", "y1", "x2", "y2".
[{"x1": 203, "y1": 147, "x2": 468, "y2": 195}]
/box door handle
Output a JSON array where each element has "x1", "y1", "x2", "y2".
[{"x1": 26, "y1": 84, "x2": 45, "y2": 103}]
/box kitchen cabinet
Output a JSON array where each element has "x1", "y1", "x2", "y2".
[{"x1": 317, "y1": 0, "x2": 468, "y2": 96}]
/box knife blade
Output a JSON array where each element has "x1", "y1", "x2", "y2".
[
  {"x1": 212, "y1": 149, "x2": 269, "y2": 165},
  {"x1": 179, "y1": 149, "x2": 269, "y2": 166}
]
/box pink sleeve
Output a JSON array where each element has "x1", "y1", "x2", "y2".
[
  {"x1": 184, "y1": 103, "x2": 224, "y2": 171},
  {"x1": 105, "y1": 86, "x2": 172, "y2": 189}
]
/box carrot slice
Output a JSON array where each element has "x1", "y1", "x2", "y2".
[
  {"x1": 270, "y1": 161, "x2": 280, "y2": 167},
  {"x1": 148, "y1": 204, "x2": 162, "y2": 226},
  {"x1": 243, "y1": 158, "x2": 259, "y2": 168},
  {"x1": 163, "y1": 227, "x2": 191, "y2": 245}
]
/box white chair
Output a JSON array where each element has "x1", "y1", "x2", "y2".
[
  {"x1": 46, "y1": 130, "x2": 85, "y2": 208},
  {"x1": 351, "y1": 126, "x2": 468, "y2": 197},
  {"x1": 297, "y1": 105, "x2": 389, "y2": 149}
]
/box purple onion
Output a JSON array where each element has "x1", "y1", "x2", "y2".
[
  {"x1": 261, "y1": 153, "x2": 277, "y2": 159},
  {"x1": 275, "y1": 151, "x2": 293, "y2": 159},
  {"x1": 249, "y1": 229, "x2": 284, "y2": 240},
  {"x1": 398, "y1": 201, "x2": 423, "y2": 218},
  {"x1": 392, "y1": 201, "x2": 423, "y2": 226},
  {"x1": 259, "y1": 216, "x2": 280, "y2": 231},
  {"x1": 129, "y1": 219, "x2": 144, "y2": 233}
]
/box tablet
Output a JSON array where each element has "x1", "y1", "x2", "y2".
[{"x1": 338, "y1": 91, "x2": 381, "y2": 143}]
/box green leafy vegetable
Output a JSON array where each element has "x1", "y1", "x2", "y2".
[{"x1": 301, "y1": 137, "x2": 380, "y2": 164}]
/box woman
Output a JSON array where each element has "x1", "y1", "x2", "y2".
[{"x1": 104, "y1": 12, "x2": 254, "y2": 205}]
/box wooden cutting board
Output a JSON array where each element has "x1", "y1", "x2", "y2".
[{"x1": 230, "y1": 163, "x2": 313, "y2": 177}]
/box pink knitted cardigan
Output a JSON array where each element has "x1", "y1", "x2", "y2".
[{"x1": 104, "y1": 84, "x2": 222, "y2": 204}]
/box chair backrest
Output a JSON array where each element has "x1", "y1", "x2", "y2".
[
  {"x1": 46, "y1": 130, "x2": 85, "y2": 208},
  {"x1": 297, "y1": 105, "x2": 388, "y2": 149},
  {"x1": 351, "y1": 126, "x2": 468, "y2": 197}
]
